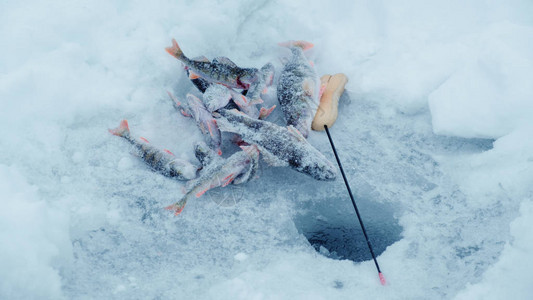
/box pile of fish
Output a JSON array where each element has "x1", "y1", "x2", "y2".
[{"x1": 109, "y1": 39, "x2": 337, "y2": 215}]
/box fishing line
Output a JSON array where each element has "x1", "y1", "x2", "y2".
[{"x1": 324, "y1": 124, "x2": 386, "y2": 286}]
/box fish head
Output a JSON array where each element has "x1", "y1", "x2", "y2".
[
  {"x1": 186, "y1": 93, "x2": 204, "y2": 109},
  {"x1": 203, "y1": 84, "x2": 232, "y2": 112},
  {"x1": 186, "y1": 93, "x2": 209, "y2": 119},
  {"x1": 237, "y1": 68, "x2": 259, "y2": 89},
  {"x1": 301, "y1": 156, "x2": 337, "y2": 181},
  {"x1": 260, "y1": 63, "x2": 275, "y2": 86},
  {"x1": 194, "y1": 141, "x2": 218, "y2": 166}
]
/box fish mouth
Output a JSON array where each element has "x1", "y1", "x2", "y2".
[{"x1": 321, "y1": 169, "x2": 337, "y2": 181}]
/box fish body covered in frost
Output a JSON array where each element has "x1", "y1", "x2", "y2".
[
  {"x1": 215, "y1": 109, "x2": 336, "y2": 181},
  {"x1": 205, "y1": 84, "x2": 275, "y2": 120},
  {"x1": 277, "y1": 40, "x2": 318, "y2": 138},
  {"x1": 168, "y1": 92, "x2": 223, "y2": 156},
  {"x1": 246, "y1": 62, "x2": 275, "y2": 104},
  {"x1": 166, "y1": 39, "x2": 258, "y2": 90},
  {"x1": 109, "y1": 120, "x2": 198, "y2": 180},
  {"x1": 165, "y1": 142, "x2": 260, "y2": 215}
]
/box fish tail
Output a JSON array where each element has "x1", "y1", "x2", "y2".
[
  {"x1": 259, "y1": 105, "x2": 276, "y2": 120},
  {"x1": 165, "y1": 38, "x2": 184, "y2": 59},
  {"x1": 278, "y1": 40, "x2": 314, "y2": 51},
  {"x1": 108, "y1": 120, "x2": 130, "y2": 138},
  {"x1": 165, "y1": 198, "x2": 187, "y2": 216}
]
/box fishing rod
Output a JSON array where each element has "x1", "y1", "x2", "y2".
[
  {"x1": 313, "y1": 73, "x2": 385, "y2": 285},
  {"x1": 324, "y1": 124, "x2": 386, "y2": 286}
]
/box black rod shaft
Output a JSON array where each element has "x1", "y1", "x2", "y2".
[{"x1": 324, "y1": 125, "x2": 383, "y2": 275}]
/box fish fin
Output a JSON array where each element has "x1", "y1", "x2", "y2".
[
  {"x1": 278, "y1": 40, "x2": 314, "y2": 50},
  {"x1": 167, "y1": 90, "x2": 179, "y2": 105},
  {"x1": 165, "y1": 38, "x2": 184, "y2": 59},
  {"x1": 191, "y1": 55, "x2": 210, "y2": 62},
  {"x1": 250, "y1": 98, "x2": 263, "y2": 105},
  {"x1": 207, "y1": 120, "x2": 216, "y2": 138},
  {"x1": 196, "y1": 189, "x2": 207, "y2": 197},
  {"x1": 221, "y1": 173, "x2": 236, "y2": 187},
  {"x1": 229, "y1": 90, "x2": 248, "y2": 107},
  {"x1": 167, "y1": 91, "x2": 192, "y2": 117},
  {"x1": 108, "y1": 120, "x2": 130, "y2": 137},
  {"x1": 189, "y1": 71, "x2": 200, "y2": 80},
  {"x1": 287, "y1": 125, "x2": 306, "y2": 142},
  {"x1": 239, "y1": 144, "x2": 259, "y2": 157},
  {"x1": 198, "y1": 123, "x2": 207, "y2": 134},
  {"x1": 165, "y1": 199, "x2": 187, "y2": 216},
  {"x1": 139, "y1": 137, "x2": 149, "y2": 143},
  {"x1": 258, "y1": 105, "x2": 276, "y2": 120},
  {"x1": 195, "y1": 184, "x2": 213, "y2": 197},
  {"x1": 213, "y1": 56, "x2": 238, "y2": 68},
  {"x1": 262, "y1": 87, "x2": 268, "y2": 94},
  {"x1": 164, "y1": 149, "x2": 175, "y2": 156},
  {"x1": 234, "y1": 146, "x2": 260, "y2": 185},
  {"x1": 266, "y1": 73, "x2": 274, "y2": 86},
  {"x1": 309, "y1": 60, "x2": 314, "y2": 67}
]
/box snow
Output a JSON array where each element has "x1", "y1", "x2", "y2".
[
  {"x1": 1, "y1": 0, "x2": 532, "y2": 299},
  {"x1": 455, "y1": 200, "x2": 533, "y2": 300}
]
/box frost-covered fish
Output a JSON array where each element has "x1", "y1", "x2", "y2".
[
  {"x1": 246, "y1": 62, "x2": 275, "y2": 103},
  {"x1": 165, "y1": 144, "x2": 260, "y2": 215},
  {"x1": 228, "y1": 88, "x2": 262, "y2": 119},
  {"x1": 167, "y1": 92, "x2": 223, "y2": 155},
  {"x1": 203, "y1": 84, "x2": 232, "y2": 112},
  {"x1": 215, "y1": 109, "x2": 336, "y2": 181},
  {"x1": 166, "y1": 39, "x2": 258, "y2": 89},
  {"x1": 226, "y1": 87, "x2": 276, "y2": 120},
  {"x1": 277, "y1": 40, "x2": 318, "y2": 138},
  {"x1": 109, "y1": 120, "x2": 198, "y2": 180}
]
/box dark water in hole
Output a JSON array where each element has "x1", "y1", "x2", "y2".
[{"x1": 295, "y1": 197, "x2": 402, "y2": 262}]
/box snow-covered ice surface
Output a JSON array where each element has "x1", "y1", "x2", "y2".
[{"x1": 1, "y1": 0, "x2": 532, "y2": 299}]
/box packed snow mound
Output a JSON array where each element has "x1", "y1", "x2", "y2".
[
  {"x1": 0, "y1": 165, "x2": 70, "y2": 299},
  {"x1": 454, "y1": 200, "x2": 533, "y2": 300},
  {"x1": 429, "y1": 22, "x2": 533, "y2": 139}
]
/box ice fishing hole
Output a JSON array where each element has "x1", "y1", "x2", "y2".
[{"x1": 295, "y1": 197, "x2": 402, "y2": 262}]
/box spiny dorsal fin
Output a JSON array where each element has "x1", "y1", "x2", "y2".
[
  {"x1": 213, "y1": 56, "x2": 238, "y2": 68},
  {"x1": 191, "y1": 56, "x2": 210, "y2": 63}
]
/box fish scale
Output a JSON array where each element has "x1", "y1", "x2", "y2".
[
  {"x1": 165, "y1": 144, "x2": 260, "y2": 215},
  {"x1": 277, "y1": 45, "x2": 319, "y2": 138}
]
